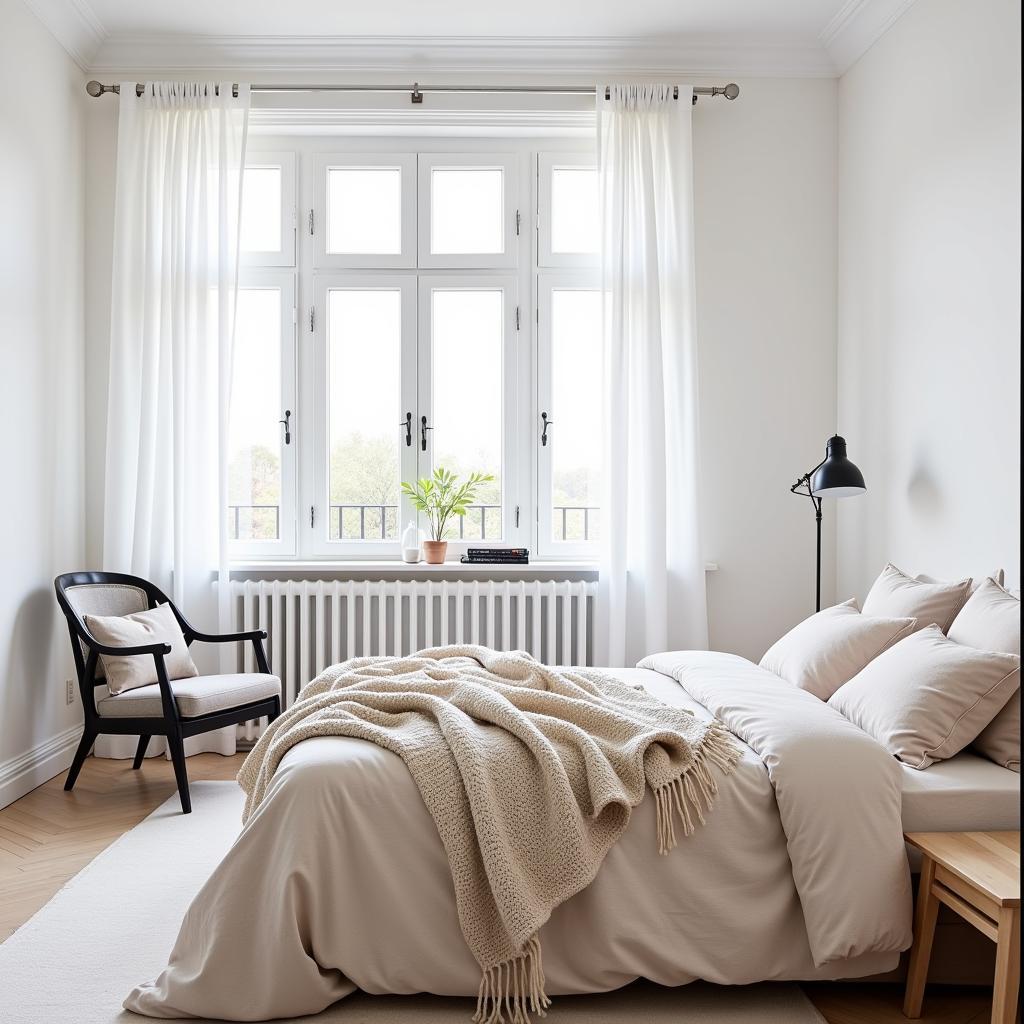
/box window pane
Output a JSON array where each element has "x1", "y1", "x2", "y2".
[
  {"x1": 551, "y1": 167, "x2": 598, "y2": 254},
  {"x1": 328, "y1": 289, "x2": 402, "y2": 540},
  {"x1": 431, "y1": 168, "x2": 503, "y2": 254},
  {"x1": 327, "y1": 167, "x2": 402, "y2": 254},
  {"x1": 432, "y1": 290, "x2": 503, "y2": 539},
  {"x1": 229, "y1": 288, "x2": 282, "y2": 541},
  {"x1": 551, "y1": 289, "x2": 601, "y2": 542},
  {"x1": 240, "y1": 167, "x2": 282, "y2": 253}
]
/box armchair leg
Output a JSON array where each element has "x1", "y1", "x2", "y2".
[
  {"x1": 267, "y1": 695, "x2": 282, "y2": 724},
  {"x1": 167, "y1": 733, "x2": 191, "y2": 814},
  {"x1": 64, "y1": 725, "x2": 97, "y2": 791},
  {"x1": 132, "y1": 735, "x2": 151, "y2": 769}
]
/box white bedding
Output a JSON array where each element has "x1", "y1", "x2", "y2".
[{"x1": 126, "y1": 652, "x2": 914, "y2": 1021}]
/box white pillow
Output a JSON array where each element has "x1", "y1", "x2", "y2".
[
  {"x1": 828, "y1": 625, "x2": 1020, "y2": 769},
  {"x1": 948, "y1": 578, "x2": 1021, "y2": 772},
  {"x1": 84, "y1": 604, "x2": 198, "y2": 695},
  {"x1": 862, "y1": 563, "x2": 971, "y2": 633},
  {"x1": 917, "y1": 569, "x2": 1005, "y2": 595},
  {"x1": 759, "y1": 599, "x2": 917, "y2": 700}
]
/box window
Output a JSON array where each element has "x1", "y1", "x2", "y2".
[{"x1": 230, "y1": 142, "x2": 601, "y2": 563}]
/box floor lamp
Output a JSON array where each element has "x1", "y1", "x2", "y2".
[{"x1": 791, "y1": 435, "x2": 866, "y2": 612}]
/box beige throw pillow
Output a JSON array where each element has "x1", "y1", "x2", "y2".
[
  {"x1": 85, "y1": 604, "x2": 198, "y2": 695},
  {"x1": 948, "y1": 578, "x2": 1021, "y2": 772},
  {"x1": 828, "y1": 625, "x2": 1020, "y2": 769},
  {"x1": 862, "y1": 563, "x2": 971, "y2": 633},
  {"x1": 759, "y1": 599, "x2": 917, "y2": 700}
]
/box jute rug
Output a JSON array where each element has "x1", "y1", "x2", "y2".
[{"x1": 0, "y1": 781, "x2": 826, "y2": 1023}]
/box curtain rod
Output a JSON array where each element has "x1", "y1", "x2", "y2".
[{"x1": 84, "y1": 81, "x2": 740, "y2": 105}]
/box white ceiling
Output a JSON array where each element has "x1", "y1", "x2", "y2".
[{"x1": 21, "y1": 0, "x2": 920, "y2": 76}]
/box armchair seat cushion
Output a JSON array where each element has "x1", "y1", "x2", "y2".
[{"x1": 96, "y1": 673, "x2": 281, "y2": 719}]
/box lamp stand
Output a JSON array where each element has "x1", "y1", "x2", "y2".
[{"x1": 791, "y1": 470, "x2": 825, "y2": 613}]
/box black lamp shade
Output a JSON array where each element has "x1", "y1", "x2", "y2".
[{"x1": 810, "y1": 435, "x2": 866, "y2": 497}]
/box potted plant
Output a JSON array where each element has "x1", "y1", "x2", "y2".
[{"x1": 401, "y1": 467, "x2": 495, "y2": 564}]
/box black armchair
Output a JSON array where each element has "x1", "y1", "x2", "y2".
[{"x1": 54, "y1": 571, "x2": 281, "y2": 813}]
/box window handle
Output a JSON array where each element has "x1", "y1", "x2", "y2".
[
  {"x1": 279, "y1": 409, "x2": 292, "y2": 445},
  {"x1": 541, "y1": 412, "x2": 553, "y2": 447},
  {"x1": 420, "y1": 415, "x2": 433, "y2": 452},
  {"x1": 400, "y1": 412, "x2": 412, "y2": 447}
]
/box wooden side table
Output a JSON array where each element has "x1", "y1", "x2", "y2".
[{"x1": 903, "y1": 831, "x2": 1020, "y2": 1024}]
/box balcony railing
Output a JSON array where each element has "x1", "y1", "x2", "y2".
[{"x1": 228, "y1": 504, "x2": 600, "y2": 543}]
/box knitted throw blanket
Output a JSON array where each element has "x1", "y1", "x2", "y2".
[{"x1": 238, "y1": 646, "x2": 738, "y2": 1023}]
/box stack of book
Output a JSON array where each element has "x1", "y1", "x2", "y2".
[{"x1": 460, "y1": 547, "x2": 530, "y2": 565}]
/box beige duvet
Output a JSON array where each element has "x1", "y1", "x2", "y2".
[{"x1": 126, "y1": 652, "x2": 913, "y2": 1021}]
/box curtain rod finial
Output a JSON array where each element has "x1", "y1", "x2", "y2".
[
  {"x1": 723, "y1": 83, "x2": 740, "y2": 100},
  {"x1": 86, "y1": 80, "x2": 105, "y2": 97}
]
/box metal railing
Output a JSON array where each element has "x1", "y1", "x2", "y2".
[{"x1": 229, "y1": 503, "x2": 600, "y2": 542}]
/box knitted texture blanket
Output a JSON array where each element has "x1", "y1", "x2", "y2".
[{"x1": 238, "y1": 646, "x2": 738, "y2": 1023}]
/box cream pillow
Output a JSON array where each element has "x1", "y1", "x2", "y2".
[
  {"x1": 828, "y1": 625, "x2": 1020, "y2": 769},
  {"x1": 85, "y1": 604, "x2": 198, "y2": 695},
  {"x1": 917, "y1": 569, "x2": 1005, "y2": 596},
  {"x1": 862, "y1": 563, "x2": 971, "y2": 633},
  {"x1": 759, "y1": 599, "x2": 917, "y2": 700},
  {"x1": 948, "y1": 578, "x2": 1021, "y2": 772}
]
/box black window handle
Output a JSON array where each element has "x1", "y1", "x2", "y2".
[
  {"x1": 420, "y1": 415, "x2": 433, "y2": 452},
  {"x1": 400, "y1": 412, "x2": 412, "y2": 447},
  {"x1": 279, "y1": 409, "x2": 292, "y2": 445},
  {"x1": 541, "y1": 412, "x2": 553, "y2": 447}
]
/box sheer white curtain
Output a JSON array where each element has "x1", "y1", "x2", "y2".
[
  {"x1": 99, "y1": 82, "x2": 249, "y2": 758},
  {"x1": 596, "y1": 84, "x2": 707, "y2": 667}
]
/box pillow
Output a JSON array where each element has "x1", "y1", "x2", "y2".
[
  {"x1": 84, "y1": 604, "x2": 198, "y2": 695},
  {"x1": 917, "y1": 569, "x2": 1005, "y2": 595},
  {"x1": 862, "y1": 563, "x2": 971, "y2": 633},
  {"x1": 759, "y1": 599, "x2": 917, "y2": 700},
  {"x1": 948, "y1": 578, "x2": 1021, "y2": 772},
  {"x1": 828, "y1": 625, "x2": 1020, "y2": 769}
]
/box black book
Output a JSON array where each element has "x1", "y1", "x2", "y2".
[
  {"x1": 460, "y1": 555, "x2": 530, "y2": 564},
  {"x1": 467, "y1": 547, "x2": 529, "y2": 558}
]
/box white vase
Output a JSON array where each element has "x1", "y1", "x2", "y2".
[{"x1": 401, "y1": 521, "x2": 423, "y2": 563}]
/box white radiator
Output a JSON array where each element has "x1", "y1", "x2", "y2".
[{"x1": 228, "y1": 579, "x2": 599, "y2": 709}]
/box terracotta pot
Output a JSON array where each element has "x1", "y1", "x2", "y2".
[{"x1": 423, "y1": 540, "x2": 448, "y2": 564}]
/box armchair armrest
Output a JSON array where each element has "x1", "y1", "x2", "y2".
[
  {"x1": 87, "y1": 638, "x2": 174, "y2": 658},
  {"x1": 187, "y1": 628, "x2": 268, "y2": 644}
]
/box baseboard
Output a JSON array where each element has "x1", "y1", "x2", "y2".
[{"x1": 0, "y1": 726, "x2": 81, "y2": 809}]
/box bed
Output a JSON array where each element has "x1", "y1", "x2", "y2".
[{"x1": 125, "y1": 651, "x2": 1020, "y2": 1021}]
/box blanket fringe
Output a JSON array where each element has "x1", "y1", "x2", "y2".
[
  {"x1": 474, "y1": 935, "x2": 551, "y2": 1024},
  {"x1": 654, "y1": 722, "x2": 740, "y2": 856}
]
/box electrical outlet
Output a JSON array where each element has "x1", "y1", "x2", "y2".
[{"x1": 65, "y1": 679, "x2": 75, "y2": 705}]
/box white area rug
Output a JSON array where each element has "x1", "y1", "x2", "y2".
[{"x1": 0, "y1": 781, "x2": 826, "y2": 1024}]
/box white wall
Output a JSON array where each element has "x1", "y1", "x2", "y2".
[
  {"x1": 695, "y1": 77, "x2": 838, "y2": 659},
  {"x1": 0, "y1": 0, "x2": 87, "y2": 806},
  {"x1": 81, "y1": 75, "x2": 839, "y2": 663},
  {"x1": 836, "y1": 0, "x2": 1021, "y2": 599}
]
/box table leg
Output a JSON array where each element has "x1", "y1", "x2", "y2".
[
  {"x1": 904, "y1": 857, "x2": 939, "y2": 1019},
  {"x1": 992, "y1": 906, "x2": 1020, "y2": 1024}
]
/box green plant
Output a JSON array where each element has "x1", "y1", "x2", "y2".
[{"x1": 401, "y1": 467, "x2": 495, "y2": 542}]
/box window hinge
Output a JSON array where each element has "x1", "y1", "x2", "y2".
[
  {"x1": 515, "y1": 209, "x2": 521, "y2": 236},
  {"x1": 308, "y1": 208, "x2": 314, "y2": 236},
  {"x1": 309, "y1": 305, "x2": 315, "y2": 332},
  {"x1": 515, "y1": 505, "x2": 520, "y2": 528},
  {"x1": 292, "y1": 306, "x2": 298, "y2": 326},
  {"x1": 310, "y1": 505, "x2": 315, "y2": 528},
  {"x1": 515, "y1": 306, "x2": 520, "y2": 331}
]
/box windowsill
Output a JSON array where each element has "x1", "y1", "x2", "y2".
[{"x1": 228, "y1": 560, "x2": 719, "y2": 577}]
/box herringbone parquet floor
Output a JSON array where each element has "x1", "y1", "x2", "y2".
[{"x1": 0, "y1": 753, "x2": 1001, "y2": 1024}]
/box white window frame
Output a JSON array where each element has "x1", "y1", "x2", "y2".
[
  {"x1": 240, "y1": 151, "x2": 297, "y2": 268},
  {"x1": 315, "y1": 153, "x2": 417, "y2": 269},
  {"x1": 229, "y1": 268, "x2": 298, "y2": 558},
  {"x1": 536, "y1": 153, "x2": 599, "y2": 269},
  {"x1": 536, "y1": 270, "x2": 601, "y2": 559},
  {"x1": 418, "y1": 154, "x2": 520, "y2": 269},
  {"x1": 417, "y1": 273, "x2": 520, "y2": 553},
  {"x1": 309, "y1": 272, "x2": 419, "y2": 558}
]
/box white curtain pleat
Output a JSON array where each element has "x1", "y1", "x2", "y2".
[
  {"x1": 98, "y1": 82, "x2": 249, "y2": 759},
  {"x1": 595, "y1": 84, "x2": 707, "y2": 667}
]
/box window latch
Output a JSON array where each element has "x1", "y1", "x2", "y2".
[
  {"x1": 420, "y1": 415, "x2": 433, "y2": 452},
  {"x1": 400, "y1": 412, "x2": 412, "y2": 447},
  {"x1": 541, "y1": 412, "x2": 553, "y2": 446},
  {"x1": 278, "y1": 409, "x2": 292, "y2": 445}
]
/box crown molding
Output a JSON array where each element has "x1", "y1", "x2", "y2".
[
  {"x1": 88, "y1": 33, "x2": 837, "y2": 78},
  {"x1": 820, "y1": 0, "x2": 920, "y2": 73},
  {"x1": 20, "y1": 0, "x2": 106, "y2": 70}
]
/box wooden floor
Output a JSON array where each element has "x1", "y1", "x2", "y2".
[{"x1": 0, "y1": 753, "x2": 1000, "y2": 1024}]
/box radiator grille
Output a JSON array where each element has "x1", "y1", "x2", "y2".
[{"x1": 228, "y1": 579, "x2": 598, "y2": 709}]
